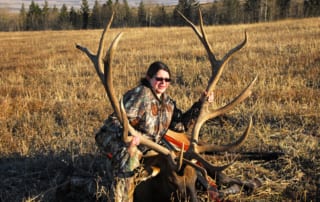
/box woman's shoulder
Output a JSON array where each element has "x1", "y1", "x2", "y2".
[
  {"x1": 126, "y1": 84, "x2": 149, "y2": 95},
  {"x1": 163, "y1": 93, "x2": 176, "y2": 106},
  {"x1": 123, "y1": 84, "x2": 151, "y2": 100}
]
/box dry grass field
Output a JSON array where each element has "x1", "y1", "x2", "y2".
[{"x1": 0, "y1": 17, "x2": 319, "y2": 201}]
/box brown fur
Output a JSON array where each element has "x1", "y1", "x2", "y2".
[{"x1": 134, "y1": 154, "x2": 198, "y2": 202}]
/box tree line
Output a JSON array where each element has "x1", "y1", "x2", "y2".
[{"x1": 0, "y1": 0, "x2": 319, "y2": 31}]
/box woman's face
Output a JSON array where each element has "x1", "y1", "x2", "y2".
[{"x1": 148, "y1": 69, "x2": 171, "y2": 96}]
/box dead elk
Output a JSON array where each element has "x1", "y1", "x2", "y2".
[
  {"x1": 70, "y1": 8, "x2": 261, "y2": 202},
  {"x1": 134, "y1": 154, "x2": 199, "y2": 202}
]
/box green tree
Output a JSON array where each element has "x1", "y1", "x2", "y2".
[
  {"x1": 288, "y1": 0, "x2": 304, "y2": 18},
  {"x1": 101, "y1": 0, "x2": 113, "y2": 27},
  {"x1": 49, "y1": 5, "x2": 59, "y2": 29},
  {"x1": 138, "y1": 1, "x2": 147, "y2": 26},
  {"x1": 304, "y1": 0, "x2": 320, "y2": 17},
  {"x1": 42, "y1": 1, "x2": 50, "y2": 29},
  {"x1": 154, "y1": 5, "x2": 169, "y2": 26},
  {"x1": 244, "y1": 0, "x2": 261, "y2": 23},
  {"x1": 221, "y1": 0, "x2": 241, "y2": 24},
  {"x1": 19, "y1": 3, "x2": 27, "y2": 30},
  {"x1": 113, "y1": 0, "x2": 122, "y2": 26},
  {"x1": 173, "y1": 0, "x2": 199, "y2": 26},
  {"x1": 0, "y1": 9, "x2": 20, "y2": 31},
  {"x1": 106, "y1": 0, "x2": 114, "y2": 8},
  {"x1": 81, "y1": 0, "x2": 90, "y2": 29},
  {"x1": 112, "y1": 0, "x2": 134, "y2": 27},
  {"x1": 91, "y1": 0, "x2": 102, "y2": 28},
  {"x1": 59, "y1": 4, "x2": 70, "y2": 29},
  {"x1": 122, "y1": 0, "x2": 133, "y2": 26},
  {"x1": 276, "y1": 0, "x2": 291, "y2": 19},
  {"x1": 207, "y1": 1, "x2": 223, "y2": 24},
  {"x1": 26, "y1": 0, "x2": 43, "y2": 30},
  {"x1": 70, "y1": 7, "x2": 81, "y2": 29}
]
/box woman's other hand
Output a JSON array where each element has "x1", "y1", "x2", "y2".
[
  {"x1": 131, "y1": 135, "x2": 140, "y2": 146},
  {"x1": 128, "y1": 135, "x2": 141, "y2": 157},
  {"x1": 200, "y1": 91, "x2": 214, "y2": 103}
]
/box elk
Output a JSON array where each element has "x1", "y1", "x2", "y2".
[{"x1": 75, "y1": 9, "x2": 260, "y2": 202}]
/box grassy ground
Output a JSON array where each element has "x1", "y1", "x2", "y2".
[{"x1": 0, "y1": 17, "x2": 319, "y2": 201}]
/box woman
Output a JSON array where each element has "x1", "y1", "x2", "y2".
[{"x1": 95, "y1": 61, "x2": 212, "y2": 202}]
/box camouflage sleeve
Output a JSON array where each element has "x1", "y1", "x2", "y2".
[
  {"x1": 122, "y1": 86, "x2": 146, "y2": 128},
  {"x1": 169, "y1": 100, "x2": 202, "y2": 132},
  {"x1": 181, "y1": 100, "x2": 202, "y2": 131}
]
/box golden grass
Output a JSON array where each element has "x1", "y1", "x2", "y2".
[{"x1": 0, "y1": 17, "x2": 319, "y2": 201}]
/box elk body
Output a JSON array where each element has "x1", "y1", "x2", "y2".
[
  {"x1": 75, "y1": 8, "x2": 260, "y2": 202},
  {"x1": 134, "y1": 154, "x2": 198, "y2": 202}
]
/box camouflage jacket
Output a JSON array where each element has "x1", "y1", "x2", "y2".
[
  {"x1": 113, "y1": 83, "x2": 201, "y2": 140},
  {"x1": 95, "y1": 82, "x2": 202, "y2": 172}
]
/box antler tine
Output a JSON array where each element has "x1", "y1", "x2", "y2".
[
  {"x1": 196, "y1": 117, "x2": 253, "y2": 153},
  {"x1": 192, "y1": 76, "x2": 257, "y2": 150},
  {"x1": 179, "y1": 8, "x2": 253, "y2": 147},
  {"x1": 177, "y1": 10, "x2": 218, "y2": 68},
  {"x1": 103, "y1": 32, "x2": 123, "y2": 122},
  {"x1": 97, "y1": 13, "x2": 115, "y2": 67},
  {"x1": 76, "y1": 12, "x2": 116, "y2": 87},
  {"x1": 207, "y1": 31, "x2": 247, "y2": 94},
  {"x1": 76, "y1": 12, "x2": 124, "y2": 123},
  {"x1": 203, "y1": 76, "x2": 257, "y2": 122},
  {"x1": 178, "y1": 9, "x2": 247, "y2": 93},
  {"x1": 188, "y1": 151, "x2": 234, "y2": 174}
]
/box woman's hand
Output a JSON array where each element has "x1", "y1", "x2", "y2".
[
  {"x1": 200, "y1": 91, "x2": 214, "y2": 103},
  {"x1": 128, "y1": 135, "x2": 140, "y2": 157},
  {"x1": 131, "y1": 135, "x2": 141, "y2": 146}
]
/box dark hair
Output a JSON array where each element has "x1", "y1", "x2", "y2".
[
  {"x1": 146, "y1": 61, "x2": 171, "y2": 78},
  {"x1": 141, "y1": 61, "x2": 171, "y2": 85}
]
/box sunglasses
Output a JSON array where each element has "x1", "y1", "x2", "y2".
[{"x1": 155, "y1": 77, "x2": 171, "y2": 82}]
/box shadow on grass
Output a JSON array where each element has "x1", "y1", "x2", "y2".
[{"x1": 0, "y1": 152, "x2": 112, "y2": 202}]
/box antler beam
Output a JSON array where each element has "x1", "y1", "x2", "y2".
[
  {"x1": 178, "y1": 9, "x2": 257, "y2": 155},
  {"x1": 76, "y1": 13, "x2": 178, "y2": 164}
]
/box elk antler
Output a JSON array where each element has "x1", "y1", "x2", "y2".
[
  {"x1": 177, "y1": 9, "x2": 257, "y2": 175},
  {"x1": 76, "y1": 13, "x2": 178, "y2": 166},
  {"x1": 178, "y1": 9, "x2": 257, "y2": 153}
]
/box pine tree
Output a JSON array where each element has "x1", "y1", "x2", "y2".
[
  {"x1": 304, "y1": 0, "x2": 320, "y2": 17},
  {"x1": 26, "y1": 0, "x2": 43, "y2": 30},
  {"x1": 101, "y1": 0, "x2": 113, "y2": 27},
  {"x1": 91, "y1": 0, "x2": 102, "y2": 28},
  {"x1": 154, "y1": 5, "x2": 169, "y2": 26},
  {"x1": 81, "y1": 0, "x2": 90, "y2": 29},
  {"x1": 221, "y1": 0, "x2": 241, "y2": 24},
  {"x1": 173, "y1": 0, "x2": 199, "y2": 26},
  {"x1": 42, "y1": 1, "x2": 50, "y2": 29},
  {"x1": 244, "y1": 0, "x2": 261, "y2": 23},
  {"x1": 138, "y1": 1, "x2": 147, "y2": 26},
  {"x1": 123, "y1": 0, "x2": 132, "y2": 26},
  {"x1": 19, "y1": 3, "x2": 27, "y2": 30},
  {"x1": 59, "y1": 4, "x2": 69, "y2": 29}
]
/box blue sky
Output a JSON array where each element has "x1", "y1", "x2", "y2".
[{"x1": 0, "y1": 0, "x2": 213, "y2": 12}]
